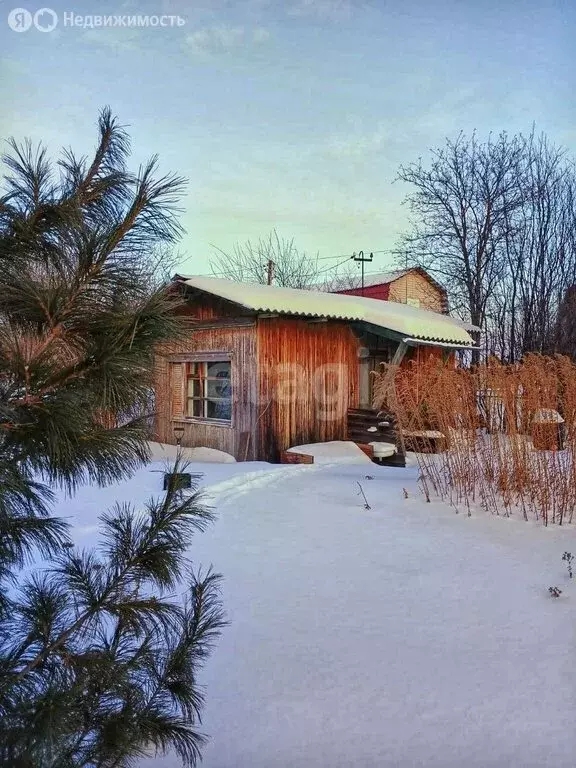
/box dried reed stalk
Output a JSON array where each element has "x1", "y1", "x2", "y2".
[{"x1": 372, "y1": 354, "x2": 576, "y2": 526}]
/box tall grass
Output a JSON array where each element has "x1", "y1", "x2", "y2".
[{"x1": 373, "y1": 354, "x2": 576, "y2": 525}]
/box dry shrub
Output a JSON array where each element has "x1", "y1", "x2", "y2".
[{"x1": 373, "y1": 354, "x2": 576, "y2": 525}]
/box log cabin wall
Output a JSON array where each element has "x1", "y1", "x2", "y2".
[
  {"x1": 403, "y1": 345, "x2": 455, "y2": 366},
  {"x1": 173, "y1": 292, "x2": 249, "y2": 320},
  {"x1": 256, "y1": 317, "x2": 360, "y2": 460},
  {"x1": 154, "y1": 288, "x2": 457, "y2": 461},
  {"x1": 388, "y1": 272, "x2": 446, "y2": 313},
  {"x1": 154, "y1": 318, "x2": 258, "y2": 460}
]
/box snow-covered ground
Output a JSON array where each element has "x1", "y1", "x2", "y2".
[
  {"x1": 286, "y1": 439, "x2": 374, "y2": 464},
  {"x1": 51, "y1": 457, "x2": 576, "y2": 767}
]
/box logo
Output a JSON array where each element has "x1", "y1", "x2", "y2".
[
  {"x1": 7, "y1": 7, "x2": 58, "y2": 32},
  {"x1": 7, "y1": 7, "x2": 32, "y2": 31},
  {"x1": 34, "y1": 7, "x2": 58, "y2": 31}
]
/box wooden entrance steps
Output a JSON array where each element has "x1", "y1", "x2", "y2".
[{"x1": 347, "y1": 408, "x2": 406, "y2": 467}]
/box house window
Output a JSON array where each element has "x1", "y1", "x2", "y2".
[{"x1": 186, "y1": 360, "x2": 232, "y2": 421}]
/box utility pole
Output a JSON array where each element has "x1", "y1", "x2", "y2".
[
  {"x1": 405, "y1": 250, "x2": 409, "y2": 303},
  {"x1": 352, "y1": 251, "x2": 374, "y2": 296},
  {"x1": 266, "y1": 259, "x2": 275, "y2": 285}
]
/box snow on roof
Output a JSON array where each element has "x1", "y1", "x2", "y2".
[
  {"x1": 321, "y1": 269, "x2": 409, "y2": 292},
  {"x1": 349, "y1": 269, "x2": 410, "y2": 288},
  {"x1": 436, "y1": 316, "x2": 480, "y2": 334},
  {"x1": 402, "y1": 337, "x2": 479, "y2": 350},
  {"x1": 176, "y1": 275, "x2": 478, "y2": 346},
  {"x1": 322, "y1": 267, "x2": 448, "y2": 294}
]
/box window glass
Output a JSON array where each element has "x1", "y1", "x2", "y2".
[{"x1": 185, "y1": 360, "x2": 231, "y2": 421}]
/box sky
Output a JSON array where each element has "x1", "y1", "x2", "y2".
[{"x1": 1, "y1": 0, "x2": 575, "y2": 278}]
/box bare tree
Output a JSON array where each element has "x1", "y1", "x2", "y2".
[
  {"x1": 144, "y1": 243, "x2": 182, "y2": 287},
  {"x1": 556, "y1": 285, "x2": 576, "y2": 358},
  {"x1": 396, "y1": 130, "x2": 576, "y2": 362},
  {"x1": 316, "y1": 259, "x2": 363, "y2": 291},
  {"x1": 210, "y1": 229, "x2": 320, "y2": 288},
  {"x1": 481, "y1": 134, "x2": 576, "y2": 361},
  {"x1": 509, "y1": 135, "x2": 576, "y2": 358},
  {"x1": 396, "y1": 132, "x2": 528, "y2": 361}
]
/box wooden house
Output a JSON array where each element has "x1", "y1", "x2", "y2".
[
  {"x1": 331, "y1": 267, "x2": 448, "y2": 313},
  {"x1": 153, "y1": 276, "x2": 476, "y2": 462}
]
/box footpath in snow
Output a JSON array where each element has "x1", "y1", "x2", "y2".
[{"x1": 52, "y1": 456, "x2": 576, "y2": 768}]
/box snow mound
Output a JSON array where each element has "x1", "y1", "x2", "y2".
[
  {"x1": 286, "y1": 440, "x2": 372, "y2": 464},
  {"x1": 403, "y1": 429, "x2": 444, "y2": 438},
  {"x1": 147, "y1": 442, "x2": 236, "y2": 463}
]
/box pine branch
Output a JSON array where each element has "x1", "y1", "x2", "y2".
[{"x1": 0, "y1": 109, "x2": 224, "y2": 767}]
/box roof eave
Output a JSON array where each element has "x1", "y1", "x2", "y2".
[
  {"x1": 403, "y1": 337, "x2": 478, "y2": 349},
  {"x1": 174, "y1": 276, "x2": 475, "y2": 347}
]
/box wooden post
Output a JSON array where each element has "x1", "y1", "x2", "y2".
[
  {"x1": 378, "y1": 341, "x2": 408, "y2": 458},
  {"x1": 238, "y1": 431, "x2": 251, "y2": 462}
]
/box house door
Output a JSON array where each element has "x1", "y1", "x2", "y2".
[{"x1": 359, "y1": 353, "x2": 390, "y2": 409}]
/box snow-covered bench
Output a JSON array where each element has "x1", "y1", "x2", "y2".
[
  {"x1": 402, "y1": 430, "x2": 446, "y2": 453},
  {"x1": 368, "y1": 441, "x2": 397, "y2": 460},
  {"x1": 280, "y1": 440, "x2": 400, "y2": 467},
  {"x1": 281, "y1": 441, "x2": 373, "y2": 465}
]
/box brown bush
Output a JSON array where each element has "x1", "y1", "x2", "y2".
[{"x1": 372, "y1": 354, "x2": 576, "y2": 525}]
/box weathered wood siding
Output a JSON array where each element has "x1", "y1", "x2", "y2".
[
  {"x1": 403, "y1": 345, "x2": 454, "y2": 366},
  {"x1": 334, "y1": 269, "x2": 447, "y2": 313},
  {"x1": 388, "y1": 272, "x2": 446, "y2": 313},
  {"x1": 174, "y1": 292, "x2": 249, "y2": 320},
  {"x1": 336, "y1": 283, "x2": 391, "y2": 301},
  {"x1": 257, "y1": 318, "x2": 360, "y2": 460},
  {"x1": 154, "y1": 289, "x2": 454, "y2": 462},
  {"x1": 154, "y1": 321, "x2": 258, "y2": 459}
]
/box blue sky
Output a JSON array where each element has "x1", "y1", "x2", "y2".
[{"x1": 1, "y1": 0, "x2": 574, "y2": 276}]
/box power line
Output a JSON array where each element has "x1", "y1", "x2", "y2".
[
  {"x1": 321, "y1": 249, "x2": 392, "y2": 260},
  {"x1": 316, "y1": 255, "x2": 354, "y2": 275},
  {"x1": 315, "y1": 253, "x2": 353, "y2": 261},
  {"x1": 359, "y1": 269, "x2": 398, "y2": 275},
  {"x1": 184, "y1": 250, "x2": 396, "y2": 279},
  {"x1": 190, "y1": 249, "x2": 393, "y2": 274},
  {"x1": 352, "y1": 250, "x2": 374, "y2": 295}
]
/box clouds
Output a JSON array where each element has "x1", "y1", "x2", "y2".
[{"x1": 185, "y1": 25, "x2": 270, "y2": 57}]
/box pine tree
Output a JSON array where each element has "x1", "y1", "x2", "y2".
[{"x1": 0, "y1": 109, "x2": 225, "y2": 766}]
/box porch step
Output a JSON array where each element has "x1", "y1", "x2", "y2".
[
  {"x1": 347, "y1": 408, "x2": 405, "y2": 467},
  {"x1": 348, "y1": 429, "x2": 396, "y2": 444}
]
